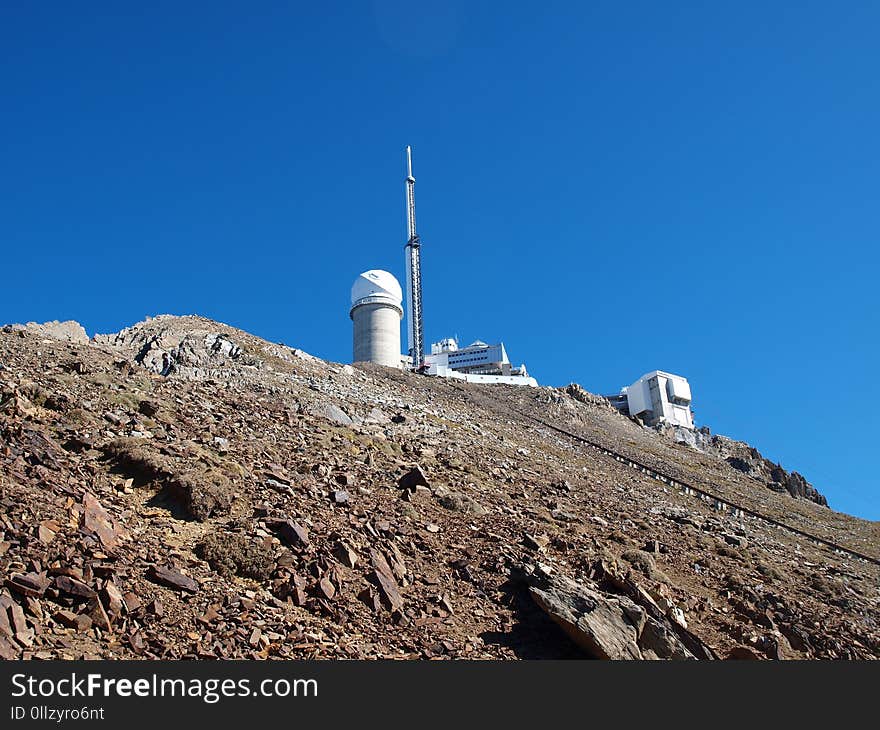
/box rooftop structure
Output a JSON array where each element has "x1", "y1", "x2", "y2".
[{"x1": 424, "y1": 338, "x2": 537, "y2": 386}]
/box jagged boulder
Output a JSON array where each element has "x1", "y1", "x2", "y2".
[
  {"x1": 564, "y1": 383, "x2": 614, "y2": 409},
  {"x1": 93, "y1": 315, "x2": 256, "y2": 379},
  {"x1": 2, "y1": 320, "x2": 89, "y2": 344},
  {"x1": 780, "y1": 470, "x2": 827, "y2": 505},
  {"x1": 662, "y1": 428, "x2": 828, "y2": 507},
  {"x1": 524, "y1": 568, "x2": 698, "y2": 660},
  {"x1": 529, "y1": 575, "x2": 645, "y2": 659}
]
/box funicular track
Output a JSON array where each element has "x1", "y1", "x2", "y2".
[{"x1": 459, "y1": 385, "x2": 879, "y2": 567}]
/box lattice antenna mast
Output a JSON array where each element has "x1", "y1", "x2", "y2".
[{"x1": 404, "y1": 145, "x2": 424, "y2": 369}]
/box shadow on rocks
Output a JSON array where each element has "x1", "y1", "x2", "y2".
[{"x1": 478, "y1": 578, "x2": 591, "y2": 660}]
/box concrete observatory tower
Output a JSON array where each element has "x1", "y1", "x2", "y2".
[{"x1": 350, "y1": 270, "x2": 404, "y2": 367}]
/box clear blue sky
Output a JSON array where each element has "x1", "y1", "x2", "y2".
[{"x1": 2, "y1": 2, "x2": 877, "y2": 519}]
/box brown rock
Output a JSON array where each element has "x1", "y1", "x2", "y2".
[
  {"x1": 101, "y1": 582, "x2": 124, "y2": 618},
  {"x1": 264, "y1": 466, "x2": 292, "y2": 485},
  {"x1": 6, "y1": 572, "x2": 51, "y2": 598},
  {"x1": 333, "y1": 542, "x2": 358, "y2": 569},
  {"x1": 357, "y1": 586, "x2": 383, "y2": 612},
  {"x1": 128, "y1": 631, "x2": 146, "y2": 654},
  {"x1": 385, "y1": 543, "x2": 407, "y2": 582},
  {"x1": 727, "y1": 646, "x2": 762, "y2": 660},
  {"x1": 440, "y1": 593, "x2": 455, "y2": 614},
  {"x1": 82, "y1": 492, "x2": 123, "y2": 548},
  {"x1": 0, "y1": 635, "x2": 17, "y2": 660},
  {"x1": 370, "y1": 549, "x2": 402, "y2": 612},
  {"x1": 55, "y1": 575, "x2": 97, "y2": 600},
  {"x1": 24, "y1": 597, "x2": 43, "y2": 621},
  {"x1": 8, "y1": 601, "x2": 33, "y2": 646},
  {"x1": 318, "y1": 576, "x2": 336, "y2": 601},
  {"x1": 86, "y1": 597, "x2": 112, "y2": 631},
  {"x1": 147, "y1": 565, "x2": 199, "y2": 593},
  {"x1": 523, "y1": 533, "x2": 550, "y2": 552},
  {"x1": 123, "y1": 592, "x2": 142, "y2": 613},
  {"x1": 38, "y1": 520, "x2": 60, "y2": 544},
  {"x1": 198, "y1": 606, "x2": 220, "y2": 624},
  {"x1": 398, "y1": 465, "x2": 429, "y2": 492},
  {"x1": 437, "y1": 491, "x2": 487, "y2": 515},
  {"x1": 287, "y1": 574, "x2": 308, "y2": 606},
  {"x1": 0, "y1": 601, "x2": 12, "y2": 638},
  {"x1": 147, "y1": 598, "x2": 164, "y2": 616},
  {"x1": 54, "y1": 610, "x2": 92, "y2": 632},
  {"x1": 268, "y1": 519, "x2": 310, "y2": 549}
]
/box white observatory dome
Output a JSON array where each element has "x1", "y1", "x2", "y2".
[
  {"x1": 350, "y1": 269, "x2": 404, "y2": 369},
  {"x1": 350, "y1": 270, "x2": 403, "y2": 310}
]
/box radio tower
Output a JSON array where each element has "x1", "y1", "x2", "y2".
[{"x1": 404, "y1": 145, "x2": 424, "y2": 370}]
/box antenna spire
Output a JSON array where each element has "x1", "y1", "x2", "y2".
[{"x1": 404, "y1": 146, "x2": 424, "y2": 369}]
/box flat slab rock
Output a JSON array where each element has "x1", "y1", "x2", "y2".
[{"x1": 147, "y1": 565, "x2": 199, "y2": 593}]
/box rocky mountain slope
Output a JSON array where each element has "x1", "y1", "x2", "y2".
[
  {"x1": 0, "y1": 315, "x2": 877, "y2": 660},
  {"x1": 651, "y1": 419, "x2": 827, "y2": 506}
]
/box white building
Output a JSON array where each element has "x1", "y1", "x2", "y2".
[
  {"x1": 423, "y1": 338, "x2": 537, "y2": 387},
  {"x1": 615, "y1": 370, "x2": 694, "y2": 429}
]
